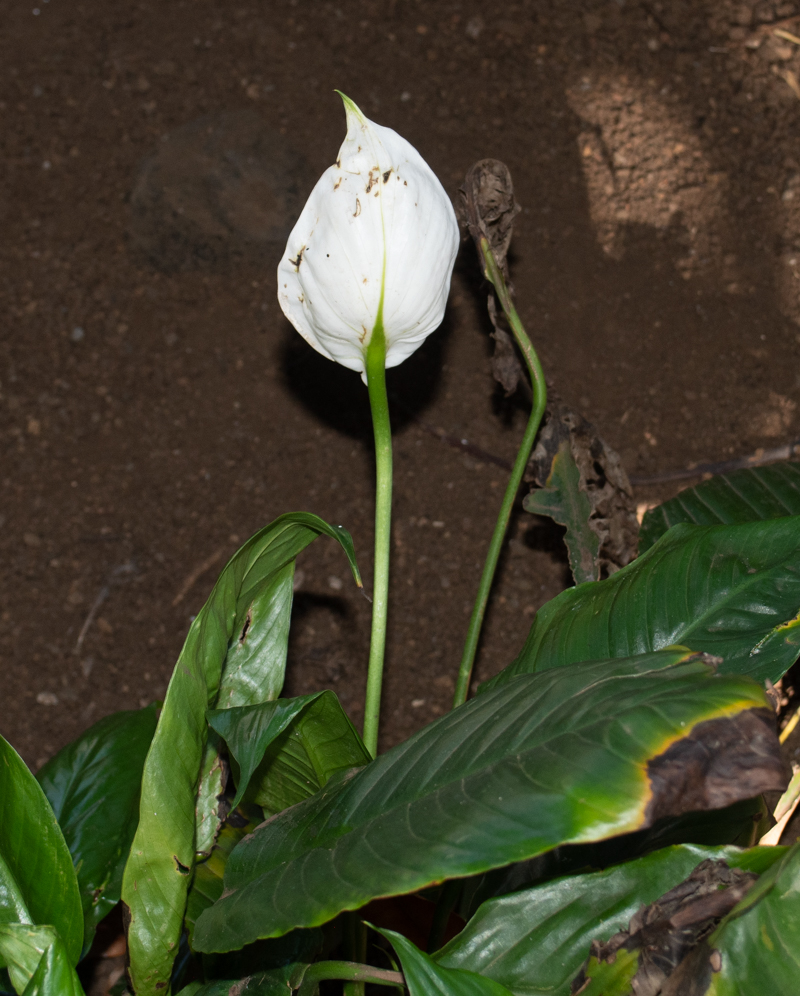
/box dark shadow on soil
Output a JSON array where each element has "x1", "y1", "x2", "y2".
[{"x1": 280, "y1": 307, "x2": 457, "y2": 440}]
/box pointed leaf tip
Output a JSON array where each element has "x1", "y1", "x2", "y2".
[{"x1": 335, "y1": 90, "x2": 366, "y2": 124}]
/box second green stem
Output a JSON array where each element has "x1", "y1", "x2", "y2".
[
  {"x1": 363, "y1": 327, "x2": 393, "y2": 759},
  {"x1": 452, "y1": 238, "x2": 547, "y2": 708}
]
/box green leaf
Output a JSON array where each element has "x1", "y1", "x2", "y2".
[
  {"x1": 185, "y1": 808, "x2": 262, "y2": 946},
  {"x1": 36, "y1": 705, "x2": 158, "y2": 950},
  {"x1": 195, "y1": 562, "x2": 309, "y2": 860},
  {"x1": 208, "y1": 694, "x2": 323, "y2": 809},
  {"x1": 240, "y1": 691, "x2": 371, "y2": 815},
  {"x1": 216, "y1": 561, "x2": 296, "y2": 710},
  {"x1": 378, "y1": 927, "x2": 513, "y2": 996},
  {"x1": 207, "y1": 690, "x2": 370, "y2": 813},
  {"x1": 435, "y1": 844, "x2": 784, "y2": 996},
  {"x1": 194, "y1": 731, "x2": 229, "y2": 861},
  {"x1": 0, "y1": 737, "x2": 82, "y2": 968},
  {"x1": 574, "y1": 947, "x2": 639, "y2": 996},
  {"x1": 189, "y1": 695, "x2": 367, "y2": 951},
  {"x1": 706, "y1": 842, "x2": 800, "y2": 994},
  {"x1": 639, "y1": 462, "x2": 800, "y2": 553},
  {"x1": 483, "y1": 517, "x2": 800, "y2": 692},
  {"x1": 121, "y1": 514, "x2": 361, "y2": 996},
  {"x1": 523, "y1": 440, "x2": 599, "y2": 584},
  {"x1": 194, "y1": 564, "x2": 297, "y2": 856},
  {"x1": 192, "y1": 650, "x2": 782, "y2": 952},
  {"x1": 0, "y1": 925, "x2": 83, "y2": 996}
]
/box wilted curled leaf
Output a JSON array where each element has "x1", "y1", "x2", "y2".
[
  {"x1": 459, "y1": 159, "x2": 520, "y2": 277},
  {"x1": 571, "y1": 859, "x2": 758, "y2": 996},
  {"x1": 460, "y1": 159, "x2": 526, "y2": 396},
  {"x1": 527, "y1": 402, "x2": 639, "y2": 576}
]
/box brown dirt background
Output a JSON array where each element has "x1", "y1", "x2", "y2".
[{"x1": 3, "y1": 0, "x2": 800, "y2": 783}]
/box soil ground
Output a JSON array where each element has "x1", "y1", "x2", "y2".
[{"x1": 3, "y1": 0, "x2": 800, "y2": 804}]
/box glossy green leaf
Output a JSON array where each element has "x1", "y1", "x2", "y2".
[
  {"x1": 379, "y1": 928, "x2": 513, "y2": 996},
  {"x1": 0, "y1": 925, "x2": 83, "y2": 996},
  {"x1": 195, "y1": 562, "x2": 304, "y2": 859},
  {"x1": 193, "y1": 650, "x2": 778, "y2": 952},
  {"x1": 216, "y1": 562, "x2": 296, "y2": 710},
  {"x1": 483, "y1": 517, "x2": 800, "y2": 692},
  {"x1": 435, "y1": 844, "x2": 783, "y2": 996},
  {"x1": 639, "y1": 462, "x2": 800, "y2": 553},
  {"x1": 208, "y1": 694, "x2": 323, "y2": 809},
  {"x1": 242, "y1": 691, "x2": 371, "y2": 815},
  {"x1": 0, "y1": 737, "x2": 82, "y2": 968},
  {"x1": 121, "y1": 514, "x2": 361, "y2": 996},
  {"x1": 523, "y1": 440, "x2": 598, "y2": 584},
  {"x1": 188, "y1": 694, "x2": 368, "y2": 948},
  {"x1": 36, "y1": 705, "x2": 157, "y2": 949},
  {"x1": 706, "y1": 842, "x2": 800, "y2": 994}
]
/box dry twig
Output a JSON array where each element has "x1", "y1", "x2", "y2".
[
  {"x1": 172, "y1": 547, "x2": 226, "y2": 607},
  {"x1": 73, "y1": 562, "x2": 136, "y2": 655}
]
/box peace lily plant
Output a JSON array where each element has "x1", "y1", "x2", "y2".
[
  {"x1": 278, "y1": 93, "x2": 459, "y2": 756},
  {"x1": 1, "y1": 93, "x2": 800, "y2": 996}
]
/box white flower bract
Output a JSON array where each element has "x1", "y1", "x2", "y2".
[{"x1": 277, "y1": 94, "x2": 459, "y2": 379}]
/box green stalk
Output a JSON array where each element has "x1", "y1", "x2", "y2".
[
  {"x1": 297, "y1": 961, "x2": 404, "y2": 996},
  {"x1": 363, "y1": 302, "x2": 392, "y2": 758},
  {"x1": 452, "y1": 237, "x2": 547, "y2": 708},
  {"x1": 427, "y1": 879, "x2": 462, "y2": 953},
  {"x1": 343, "y1": 910, "x2": 368, "y2": 996}
]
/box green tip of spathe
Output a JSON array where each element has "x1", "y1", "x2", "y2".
[{"x1": 335, "y1": 90, "x2": 367, "y2": 125}]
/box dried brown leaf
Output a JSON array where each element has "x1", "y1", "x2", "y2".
[
  {"x1": 527, "y1": 403, "x2": 639, "y2": 574},
  {"x1": 460, "y1": 159, "x2": 526, "y2": 396}
]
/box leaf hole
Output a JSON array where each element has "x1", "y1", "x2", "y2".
[{"x1": 174, "y1": 856, "x2": 191, "y2": 876}]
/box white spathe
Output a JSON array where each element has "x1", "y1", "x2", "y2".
[{"x1": 277, "y1": 94, "x2": 459, "y2": 379}]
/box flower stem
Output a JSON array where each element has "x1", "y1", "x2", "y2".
[
  {"x1": 297, "y1": 961, "x2": 404, "y2": 996},
  {"x1": 363, "y1": 319, "x2": 393, "y2": 758},
  {"x1": 452, "y1": 237, "x2": 547, "y2": 708}
]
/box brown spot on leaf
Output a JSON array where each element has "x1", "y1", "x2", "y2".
[
  {"x1": 645, "y1": 707, "x2": 789, "y2": 825},
  {"x1": 353, "y1": 198, "x2": 361, "y2": 217},
  {"x1": 333, "y1": 177, "x2": 342, "y2": 190},
  {"x1": 383, "y1": 169, "x2": 392, "y2": 183},
  {"x1": 289, "y1": 246, "x2": 304, "y2": 270},
  {"x1": 238, "y1": 608, "x2": 252, "y2": 645}
]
